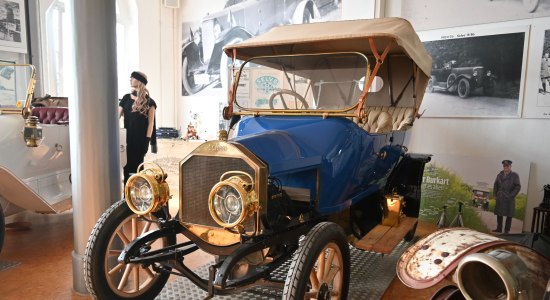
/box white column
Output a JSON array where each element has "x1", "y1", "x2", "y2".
[{"x1": 68, "y1": 0, "x2": 120, "y2": 294}]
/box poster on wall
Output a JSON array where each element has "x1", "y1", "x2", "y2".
[
  {"x1": 401, "y1": 0, "x2": 550, "y2": 31},
  {"x1": 522, "y1": 18, "x2": 550, "y2": 118},
  {"x1": 180, "y1": 0, "x2": 342, "y2": 97},
  {"x1": 0, "y1": 0, "x2": 27, "y2": 53},
  {"x1": 417, "y1": 24, "x2": 528, "y2": 118},
  {"x1": 419, "y1": 154, "x2": 530, "y2": 234}
]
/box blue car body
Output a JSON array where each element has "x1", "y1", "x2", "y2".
[{"x1": 235, "y1": 116, "x2": 405, "y2": 213}]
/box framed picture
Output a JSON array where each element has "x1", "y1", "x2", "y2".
[
  {"x1": 522, "y1": 17, "x2": 550, "y2": 118},
  {"x1": 419, "y1": 154, "x2": 531, "y2": 234},
  {"x1": 0, "y1": 59, "x2": 17, "y2": 108},
  {"x1": 418, "y1": 23, "x2": 529, "y2": 118},
  {"x1": 0, "y1": 0, "x2": 27, "y2": 53}
]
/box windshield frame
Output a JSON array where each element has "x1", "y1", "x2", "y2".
[
  {"x1": 229, "y1": 51, "x2": 371, "y2": 117},
  {"x1": 0, "y1": 64, "x2": 36, "y2": 117}
]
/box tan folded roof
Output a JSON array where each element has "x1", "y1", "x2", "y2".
[{"x1": 223, "y1": 17, "x2": 432, "y2": 78}]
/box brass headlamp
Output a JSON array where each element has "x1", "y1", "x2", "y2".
[
  {"x1": 125, "y1": 162, "x2": 170, "y2": 215},
  {"x1": 208, "y1": 171, "x2": 258, "y2": 229}
]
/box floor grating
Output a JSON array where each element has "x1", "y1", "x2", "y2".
[{"x1": 156, "y1": 239, "x2": 415, "y2": 300}]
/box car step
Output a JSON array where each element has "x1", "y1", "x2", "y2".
[{"x1": 355, "y1": 216, "x2": 417, "y2": 254}]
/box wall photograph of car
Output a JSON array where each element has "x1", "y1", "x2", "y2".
[
  {"x1": 181, "y1": 0, "x2": 341, "y2": 96},
  {"x1": 419, "y1": 25, "x2": 528, "y2": 117}
]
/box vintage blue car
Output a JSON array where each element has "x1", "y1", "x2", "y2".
[{"x1": 85, "y1": 18, "x2": 433, "y2": 299}]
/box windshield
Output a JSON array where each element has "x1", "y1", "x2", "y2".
[
  {"x1": 233, "y1": 53, "x2": 370, "y2": 112},
  {"x1": 0, "y1": 64, "x2": 34, "y2": 110}
]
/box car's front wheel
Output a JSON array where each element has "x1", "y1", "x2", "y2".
[
  {"x1": 84, "y1": 200, "x2": 175, "y2": 300},
  {"x1": 282, "y1": 222, "x2": 350, "y2": 300},
  {"x1": 457, "y1": 78, "x2": 471, "y2": 98}
]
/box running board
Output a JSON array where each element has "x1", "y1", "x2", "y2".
[{"x1": 355, "y1": 217, "x2": 417, "y2": 254}]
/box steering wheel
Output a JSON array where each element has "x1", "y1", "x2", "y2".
[{"x1": 268, "y1": 89, "x2": 309, "y2": 109}]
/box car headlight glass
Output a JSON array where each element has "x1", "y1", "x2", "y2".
[
  {"x1": 125, "y1": 163, "x2": 170, "y2": 215},
  {"x1": 128, "y1": 177, "x2": 154, "y2": 211},
  {"x1": 209, "y1": 172, "x2": 258, "y2": 229}
]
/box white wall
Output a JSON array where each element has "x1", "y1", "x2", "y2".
[
  {"x1": 148, "y1": 0, "x2": 549, "y2": 231},
  {"x1": 381, "y1": 0, "x2": 550, "y2": 231},
  {"x1": 136, "y1": 0, "x2": 178, "y2": 129}
]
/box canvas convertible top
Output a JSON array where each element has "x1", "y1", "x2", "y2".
[{"x1": 223, "y1": 17, "x2": 432, "y2": 78}]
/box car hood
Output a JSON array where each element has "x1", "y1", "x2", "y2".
[{"x1": 234, "y1": 116, "x2": 363, "y2": 175}]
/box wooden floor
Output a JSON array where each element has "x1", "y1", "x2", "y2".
[
  {"x1": 0, "y1": 212, "x2": 444, "y2": 299},
  {"x1": 0, "y1": 140, "x2": 447, "y2": 299}
]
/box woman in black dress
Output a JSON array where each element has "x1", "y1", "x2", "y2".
[{"x1": 119, "y1": 71, "x2": 157, "y2": 185}]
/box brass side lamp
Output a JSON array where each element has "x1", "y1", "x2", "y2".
[{"x1": 23, "y1": 116, "x2": 43, "y2": 147}]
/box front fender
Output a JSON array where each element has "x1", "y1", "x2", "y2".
[
  {"x1": 0, "y1": 167, "x2": 56, "y2": 213},
  {"x1": 208, "y1": 26, "x2": 253, "y2": 74}
]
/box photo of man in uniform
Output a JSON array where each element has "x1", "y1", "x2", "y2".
[{"x1": 492, "y1": 159, "x2": 521, "y2": 234}]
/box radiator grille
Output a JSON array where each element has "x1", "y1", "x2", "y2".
[{"x1": 181, "y1": 155, "x2": 256, "y2": 229}]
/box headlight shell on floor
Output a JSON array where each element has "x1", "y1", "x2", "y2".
[
  {"x1": 125, "y1": 163, "x2": 170, "y2": 215},
  {"x1": 208, "y1": 171, "x2": 258, "y2": 229}
]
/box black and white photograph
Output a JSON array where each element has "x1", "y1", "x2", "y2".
[
  {"x1": 401, "y1": 0, "x2": 550, "y2": 31},
  {"x1": 0, "y1": 0, "x2": 26, "y2": 53},
  {"x1": 537, "y1": 29, "x2": 550, "y2": 106},
  {"x1": 418, "y1": 25, "x2": 528, "y2": 118},
  {"x1": 180, "y1": 0, "x2": 342, "y2": 97}
]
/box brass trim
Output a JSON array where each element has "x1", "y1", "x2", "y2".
[
  {"x1": 125, "y1": 163, "x2": 170, "y2": 215},
  {"x1": 0, "y1": 64, "x2": 36, "y2": 118},
  {"x1": 208, "y1": 172, "x2": 259, "y2": 228},
  {"x1": 184, "y1": 224, "x2": 242, "y2": 246},
  {"x1": 179, "y1": 141, "x2": 267, "y2": 243}
]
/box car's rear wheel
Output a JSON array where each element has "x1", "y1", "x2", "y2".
[
  {"x1": 457, "y1": 78, "x2": 471, "y2": 98},
  {"x1": 282, "y1": 222, "x2": 350, "y2": 300},
  {"x1": 84, "y1": 200, "x2": 175, "y2": 300},
  {"x1": 523, "y1": 0, "x2": 539, "y2": 12},
  {"x1": 0, "y1": 203, "x2": 4, "y2": 254},
  {"x1": 446, "y1": 74, "x2": 457, "y2": 93}
]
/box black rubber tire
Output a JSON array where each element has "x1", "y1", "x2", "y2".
[
  {"x1": 0, "y1": 202, "x2": 5, "y2": 254},
  {"x1": 182, "y1": 56, "x2": 205, "y2": 95},
  {"x1": 457, "y1": 78, "x2": 471, "y2": 98},
  {"x1": 446, "y1": 74, "x2": 457, "y2": 92},
  {"x1": 282, "y1": 222, "x2": 350, "y2": 300},
  {"x1": 84, "y1": 200, "x2": 175, "y2": 300}
]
